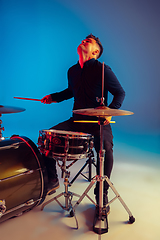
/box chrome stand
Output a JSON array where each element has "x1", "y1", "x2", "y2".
[
  {"x1": 41, "y1": 156, "x2": 80, "y2": 229},
  {"x1": 73, "y1": 118, "x2": 135, "y2": 235}
]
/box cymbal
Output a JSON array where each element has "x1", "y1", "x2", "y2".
[
  {"x1": 73, "y1": 106, "x2": 134, "y2": 117},
  {"x1": 0, "y1": 105, "x2": 26, "y2": 114}
]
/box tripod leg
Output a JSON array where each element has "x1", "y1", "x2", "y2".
[
  {"x1": 104, "y1": 176, "x2": 135, "y2": 223},
  {"x1": 41, "y1": 192, "x2": 64, "y2": 211},
  {"x1": 70, "y1": 161, "x2": 88, "y2": 185},
  {"x1": 80, "y1": 156, "x2": 96, "y2": 182},
  {"x1": 70, "y1": 150, "x2": 96, "y2": 184},
  {"x1": 73, "y1": 176, "x2": 97, "y2": 210}
]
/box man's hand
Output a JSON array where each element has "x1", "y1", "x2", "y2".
[
  {"x1": 41, "y1": 94, "x2": 55, "y2": 104},
  {"x1": 104, "y1": 116, "x2": 112, "y2": 125},
  {"x1": 98, "y1": 116, "x2": 112, "y2": 125}
]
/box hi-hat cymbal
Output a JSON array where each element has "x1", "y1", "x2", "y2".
[
  {"x1": 0, "y1": 105, "x2": 26, "y2": 114},
  {"x1": 73, "y1": 106, "x2": 134, "y2": 117}
]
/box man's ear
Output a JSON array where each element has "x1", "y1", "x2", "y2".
[{"x1": 92, "y1": 49, "x2": 99, "y2": 57}]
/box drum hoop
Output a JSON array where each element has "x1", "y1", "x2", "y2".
[
  {"x1": 40, "y1": 129, "x2": 92, "y2": 138},
  {"x1": 52, "y1": 152, "x2": 89, "y2": 160}
]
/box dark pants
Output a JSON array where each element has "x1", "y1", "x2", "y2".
[{"x1": 45, "y1": 117, "x2": 113, "y2": 196}]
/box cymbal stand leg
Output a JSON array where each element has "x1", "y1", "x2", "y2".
[
  {"x1": 103, "y1": 175, "x2": 135, "y2": 223},
  {"x1": 73, "y1": 176, "x2": 97, "y2": 209}
]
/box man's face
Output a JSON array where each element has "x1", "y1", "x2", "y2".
[{"x1": 77, "y1": 38, "x2": 100, "y2": 58}]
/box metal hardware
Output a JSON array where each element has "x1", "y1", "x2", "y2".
[{"x1": 0, "y1": 200, "x2": 6, "y2": 217}]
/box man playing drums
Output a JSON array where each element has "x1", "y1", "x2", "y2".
[{"x1": 41, "y1": 34, "x2": 125, "y2": 214}]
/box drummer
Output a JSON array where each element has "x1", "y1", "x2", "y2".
[{"x1": 41, "y1": 34, "x2": 125, "y2": 213}]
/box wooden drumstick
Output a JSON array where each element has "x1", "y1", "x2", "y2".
[{"x1": 14, "y1": 97, "x2": 41, "y2": 101}]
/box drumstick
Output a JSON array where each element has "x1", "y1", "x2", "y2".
[
  {"x1": 74, "y1": 120, "x2": 115, "y2": 123},
  {"x1": 14, "y1": 97, "x2": 41, "y2": 101}
]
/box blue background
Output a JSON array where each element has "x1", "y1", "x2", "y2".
[{"x1": 1, "y1": 0, "x2": 160, "y2": 159}]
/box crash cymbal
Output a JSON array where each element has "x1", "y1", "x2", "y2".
[
  {"x1": 0, "y1": 105, "x2": 26, "y2": 114},
  {"x1": 73, "y1": 106, "x2": 134, "y2": 117}
]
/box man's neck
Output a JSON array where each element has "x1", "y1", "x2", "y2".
[{"x1": 78, "y1": 54, "x2": 95, "y2": 68}]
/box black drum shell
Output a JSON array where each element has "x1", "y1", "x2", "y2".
[{"x1": 0, "y1": 136, "x2": 48, "y2": 223}]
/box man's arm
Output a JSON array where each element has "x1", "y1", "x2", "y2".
[
  {"x1": 41, "y1": 88, "x2": 73, "y2": 104},
  {"x1": 104, "y1": 65, "x2": 125, "y2": 109}
]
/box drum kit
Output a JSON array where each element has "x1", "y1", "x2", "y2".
[{"x1": 0, "y1": 100, "x2": 135, "y2": 235}]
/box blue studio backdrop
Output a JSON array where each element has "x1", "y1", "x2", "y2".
[{"x1": 1, "y1": 0, "x2": 160, "y2": 161}]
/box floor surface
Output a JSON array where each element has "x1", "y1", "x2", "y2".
[{"x1": 0, "y1": 146, "x2": 160, "y2": 240}]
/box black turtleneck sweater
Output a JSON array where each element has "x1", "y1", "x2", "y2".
[{"x1": 51, "y1": 59, "x2": 125, "y2": 119}]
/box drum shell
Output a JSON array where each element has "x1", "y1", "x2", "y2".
[
  {"x1": 0, "y1": 136, "x2": 48, "y2": 223},
  {"x1": 38, "y1": 130, "x2": 94, "y2": 160}
]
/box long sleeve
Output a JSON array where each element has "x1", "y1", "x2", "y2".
[
  {"x1": 104, "y1": 65, "x2": 125, "y2": 109},
  {"x1": 50, "y1": 88, "x2": 73, "y2": 103}
]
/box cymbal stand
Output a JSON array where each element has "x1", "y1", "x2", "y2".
[
  {"x1": 73, "y1": 118, "x2": 108, "y2": 234},
  {"x1": 72, "y1": 117, "x2": 135, "y2": 235},
  {"x1": 41, "y1": 155, "x2": 80, "y2": 229}
]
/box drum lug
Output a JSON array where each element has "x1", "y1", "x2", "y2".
[
  {"x1": 0, "y1": 199, "x2": 36, "y2": 219},
  {"x1": 0, "y1": 200, "x2": 6, "y2": 218},
  {"x1": 90, "y1": 140, "x2": 94, "y2": 149},
  {"x1": 84, "y1": 141, "x2": 89, "y2": 152},
  {"x1": 26, "y1": 199, "x2": 35, "y2": 206}
]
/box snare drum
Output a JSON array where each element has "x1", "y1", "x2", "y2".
[
  {"x1": 38, "y1": 129, "x2": 94, "y2": 160},
  {"x1": 0, "y1": 136, "x2": 48, "y2": 223}
]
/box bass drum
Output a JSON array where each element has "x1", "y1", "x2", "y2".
[{"x1": 0, "y1": 136, "x2": 48, "y2": 223}]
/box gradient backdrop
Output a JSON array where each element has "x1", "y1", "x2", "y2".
[{"x1": 1, "y1": 0, "x2": 160, "y2": 164}]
